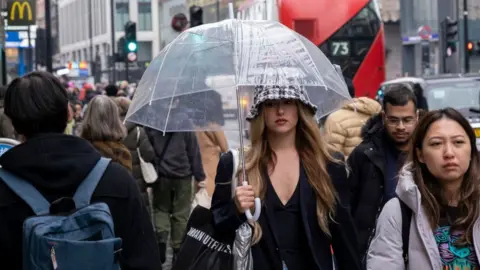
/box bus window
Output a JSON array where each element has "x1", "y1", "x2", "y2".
[{"x1": 319, "y1": 0, "x2": 381, "y2": 81}]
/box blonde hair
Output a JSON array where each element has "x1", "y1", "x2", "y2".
[
  {"x1": 114, "y1": 96, "x2": 131, "y2": 118},
  {"x1": 240, "y1": 101, "x2": 339, "y2": 244}
]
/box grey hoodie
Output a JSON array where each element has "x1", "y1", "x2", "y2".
[{"x1": 367, "y1": 165, "x2": 480, "y2": 270}]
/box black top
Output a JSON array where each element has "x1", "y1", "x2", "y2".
[
  {"x1": 211, "y1": 151, "x2": 363, "y2": 270},
  {"x1": 266, "y1": 177, "x2": 316, "y2": 270}
]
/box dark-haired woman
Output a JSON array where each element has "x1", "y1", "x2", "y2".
[{"x1": 367, "y1": 107, "x2": 480, "y2": 269}]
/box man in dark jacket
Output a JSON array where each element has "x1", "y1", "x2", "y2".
[
  {"x1": 347, "y1": 84, "x2": 419, "y2": 259},
  {"x1": 146, "y1": 111, "x2": 205, "y2": 264},
  {"x1": 0, "y1": 72, "x2": 161, "y2": 269}
]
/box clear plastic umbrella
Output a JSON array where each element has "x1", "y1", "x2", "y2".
[{"x1": 126, "y1": 18, "x2": 352, "y2": 221}]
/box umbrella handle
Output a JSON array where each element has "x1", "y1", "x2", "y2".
[{"x1": 242, "y1": 181, "x2": 261, "y2": 221}]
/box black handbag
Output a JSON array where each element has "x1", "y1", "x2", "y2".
[{"x1": 172, "y1": 205, "x2": 233, "y2": 270}]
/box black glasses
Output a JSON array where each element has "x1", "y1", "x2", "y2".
[{"x1": 385, "y1": 116, "x2": 416, "y2": 127}]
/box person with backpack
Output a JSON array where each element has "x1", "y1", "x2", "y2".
[
  {"x1": 0, "y1": 72, "x2": 162, "y2": 269},
  {"x1": 367, "y1": 108, "x2": 480, "y2": 269}
]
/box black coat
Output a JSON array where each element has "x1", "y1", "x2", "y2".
[
  {"x1": 211, "y1": 151, "x2": 362, "y2": 270},
  {"x1": 0, "y1": 134, "x2": 162, "y2": 270},
  {"x1": 347, "y1": 114, "x2": 387, "y2": 257}
]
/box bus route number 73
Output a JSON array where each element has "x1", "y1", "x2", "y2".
[{"x1": 330, "y1": 41, "x2": 350, "y2": 56}]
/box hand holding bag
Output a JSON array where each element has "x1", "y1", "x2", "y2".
[{"x1": 173, "y1": 149, "x2": 255, "y2": 270}]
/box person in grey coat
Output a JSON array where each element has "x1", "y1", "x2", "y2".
[
  {"x1": 367, "y1": 108, "x2": 480, "y2": 270},
  {"x1": 115, "y1": 97, "x2": 156, "y2": 202}
]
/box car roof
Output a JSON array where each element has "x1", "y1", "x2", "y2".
[
  {"x1": 382, "y1": 74, "x2": 480, "y2": 89},
  {"x1": 381, "y1": 77, "x2": 427, "y2": 90},
  {"x1": 424, "y1": 75, "x2": 480, "y2": 84},
  {"x1": 381, "y1": 77, "x2": 426, "y2": 86}
]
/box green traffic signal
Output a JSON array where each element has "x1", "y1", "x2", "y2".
[{"x1": 127, "y1": 42, "x2": 137, "y2": 52}]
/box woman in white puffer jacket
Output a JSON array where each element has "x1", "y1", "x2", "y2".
[{"x1": 367, "y1": 108, "x2": 480, "y2": 270}]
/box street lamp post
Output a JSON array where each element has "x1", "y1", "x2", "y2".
[
  {"x1": 88, "y1": 0, "x2": 94, "y2": 76},
  {"x1": 45, "y1": 0, "x2": 53, "y2": 72},
  {"x1": 110, "y1": 0, "x2": 116, "y2": 83},
  {"x1": 464, "y1": 0, "x2": 469, "y2": 73}
]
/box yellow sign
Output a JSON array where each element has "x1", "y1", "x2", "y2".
[
  {"x1": 8, "y1": 0, "x2": 35, "y2": 26},
  {"x1": 474, "y1": 128, "x2": 480, "y2": 138}
]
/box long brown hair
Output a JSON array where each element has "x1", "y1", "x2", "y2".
[
  {"x1": 408, "y1": 107, "x2": 480, "y2": 245},
  {"x1": 241, "y1": 101, "x2": 340, "y2": 244}
]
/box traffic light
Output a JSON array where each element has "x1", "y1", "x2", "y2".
[
  {"x1": 442, "y1": 16, "x2": 458, "y2": 55},
  {"x1": 116, "y1": 37, "x2": 126, "y2": 62},
  {"x1": 124, "y1": 21, "x2": 137, "y2": 62},
  {"x1": 189, "y1": 5, "x2": 203, "y2": 27},
  {"x1": 468, "y1": 41, "x2": 474, "y2": 55}
]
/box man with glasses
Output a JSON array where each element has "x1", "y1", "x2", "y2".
[{"x1": 346, "y1": 84, "x2": 419, "y2": 260}]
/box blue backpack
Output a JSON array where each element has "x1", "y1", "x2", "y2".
[{"x1": 0, "y1": 157, "x2": 122, "y2": 270}]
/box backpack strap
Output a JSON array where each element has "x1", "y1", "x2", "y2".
[
  {"x1": 73, "y1": 157, "x2": 111, "y2": 209},
  {"x1": 0, "y1": 169, "x2": 51, "y2": 215},
  {"x1": 399, "y1": 199, "x2": 412, "y2": 266}
]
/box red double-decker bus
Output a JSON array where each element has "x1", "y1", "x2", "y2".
[{"x1": 238, "y1": 0, "x2": 386, "y2": 98}]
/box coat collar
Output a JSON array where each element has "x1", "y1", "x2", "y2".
[{"x1": 396, "y1": 166, "x2": 444, "y2": 269}]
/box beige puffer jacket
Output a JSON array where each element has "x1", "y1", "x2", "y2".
[{"x1": 323, "y1": 97, "x2": 381, "y2": 157}]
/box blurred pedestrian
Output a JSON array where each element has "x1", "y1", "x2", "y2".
[
  {"x1": 323, "y1": 97, "x2": 381, "y2": 157},
  {"x1": 0, "y1": 85, "x2": 16, "y2": 139},
  {"x1": 65, "y1": 103, "x2": 75, "y2": 135},
  {"x1": 105, "y1": 84, "x2": 119, "y2": 97},
  {"x1": 115, "y1": 97, "x2": 156, "y2": 203},
  {"x1": 194, "y1": 90, "x2": 228, "y2": 197},
  {"x1": 81, "y1": 95, "x2": 132, "y2": 171},
  {"x1": 146, "y1": 110, "x2": 206, "y2": 263}
]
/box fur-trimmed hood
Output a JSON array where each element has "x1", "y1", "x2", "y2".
[{"x1": 360, "y1": 113, "x2": 384, "y2": 141}]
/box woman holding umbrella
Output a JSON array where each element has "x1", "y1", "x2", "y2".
[{"x1": 211, "y1": 85, "x2": 362, "y2": 270}]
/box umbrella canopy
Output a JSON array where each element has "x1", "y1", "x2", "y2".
[{"x1": 126, "y1": 19, "x2": 351, "y2": 132}]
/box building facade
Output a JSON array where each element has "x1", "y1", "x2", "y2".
[
  {"x1": 57, "y1": 0, "x2": 480, "y2": 82},
  {"x1": 57, "y1": 0, "x2": 160, "y2": 81},
  {"x1": 36, "y1": 0, "x2": 60, "y2": 61}
]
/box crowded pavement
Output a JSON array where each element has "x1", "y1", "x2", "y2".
[{"x1": 1, "y1": 0, "x2": 480, "y2": 269}]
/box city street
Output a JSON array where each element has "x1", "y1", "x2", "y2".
[
  {"x1": 224, "y1": 119, "x2": 249, "y2": 150},
  {"x1": 4, "y1": 0, "x2": 465, "y2": 268}
]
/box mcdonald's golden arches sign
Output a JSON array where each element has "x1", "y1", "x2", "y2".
[{"x1": 7, "y1": 0, "x2": 35, "y2": 26}]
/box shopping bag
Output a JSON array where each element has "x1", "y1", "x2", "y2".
[
  {"x1": 191, "y1": 180, "x2": 211, "y2": 212},
  {"x1": 172, "y1": 205, "x2": 233, "y2": 270}
]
